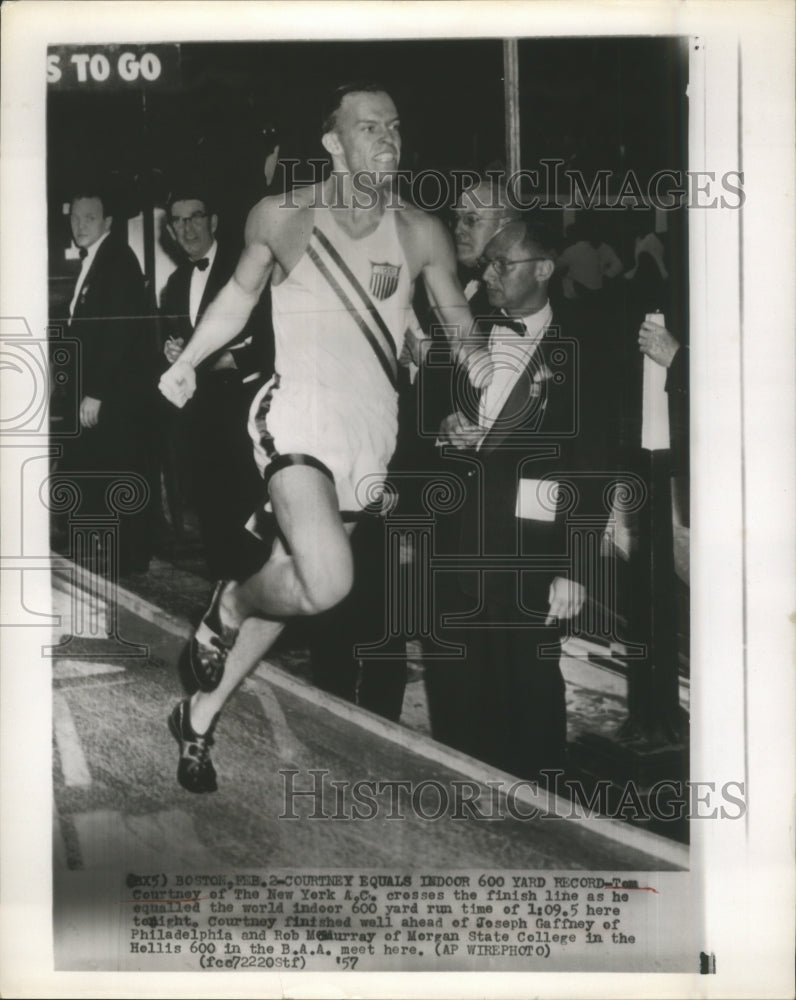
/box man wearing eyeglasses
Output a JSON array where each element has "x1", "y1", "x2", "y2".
[
  {"x1": 452, "y1": 178, "x2": 521, "y2": 306},
  {"x1": 159, "y1": 186, "x2": 272, "y2": 582},
  {"x1": 400, "y1": 176, "x2": 521, "y2": 497},
  {"x1": 426, "y1": 219, "x2": 612, "y2": 780}
]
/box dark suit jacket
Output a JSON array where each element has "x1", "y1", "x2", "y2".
[
  {"x1": 449, "y1": 310, "x2": 613, "y2": 609},
  {"x1": 159, "y1": 240, "x2": 273, "y2": 382},
  {"x1": 410, "y1": 278, "x2": 493, "y2": 445},
  {"x1": 68, "y1": 235, "x2": 150, "y2": 416}
]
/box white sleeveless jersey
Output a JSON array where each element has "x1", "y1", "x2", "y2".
[
  {"x1": 249, "y1": 204, "x2": 412, "y2": 511},
  {"x1": 271, "y1": 204, "x2": 411, "y2": 410}
]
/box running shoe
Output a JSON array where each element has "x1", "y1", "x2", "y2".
[
  {"x1": 168, "y1": 698, "x2": 220, "y2": 793},
  {"x1": 187, "y1": 580, "x2": 238, "y2": 692}
]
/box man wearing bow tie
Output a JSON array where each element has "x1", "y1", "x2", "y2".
[
  {"x1": 396, "y1": 176, "x2": 522, "y2": 518},
  {"x1": 59, "y1": 186, "x2": 155, "y2": 575},
  {"x1": 159, "y1": 187, "x2": 272, "y2": 581},
  {"x1": 426, "y1": 220, "x2": 612, "y2": 779}
]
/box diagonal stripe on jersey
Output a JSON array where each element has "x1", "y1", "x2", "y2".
[
  {"x1": 307, "y1": 244, "x2": 398, "y2": 389},
  {"x1": 311, "y1": 226, "x2": 399, "y2": 363}
]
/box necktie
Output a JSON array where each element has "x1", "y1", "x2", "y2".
[
  {"x1": 193, "y1": 257, "x2": 210, "y2": 271},
  {"x1": 78, "y1": 247, "x2": 88, "y2": 260}
]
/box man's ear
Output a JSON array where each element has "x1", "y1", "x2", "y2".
[
  {"x1": 102, "y1": 215, "x2": 113, "y2": 235},
  {"x1": 538, "y1": 259, "x2": 555, "y2": 282},
  {"x1": 321, "y1": 130, "x2": 342, "y2": 157},
  {"x1": 209, "y1": 213, "x2": 219, "y2": 237}
]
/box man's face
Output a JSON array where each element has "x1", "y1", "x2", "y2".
[
  {"x1": 481, "y1": 225, "x2": 549, "y2": 314},
  {"x1": 324, "y1": 91, "x2": 401, "y2": 179},
  {"x1": 452, "y1": 188, "x2": 511, "y2": 269},
  {"x1": 168, "y1": 199, "x2": 217, "y2": 261},
  {"x1": 70, "y1": 197, "x2": 111, "y2": 249}
]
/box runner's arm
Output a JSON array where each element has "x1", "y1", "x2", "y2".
[
  {"x1": 159, "y1": 209, "x2": 275, "y2": 406},
  {"x1": 180, "y1": 223, "x2": 274, "y2": 368},
  {"x1": 419, "y1": 218, "x2": 492, "y2": 388}
]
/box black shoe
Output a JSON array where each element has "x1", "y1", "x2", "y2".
[
  {"x1": 168, "y1": 699, "x2": 220, "y2": 793},
  {"x1": 188, "y1": 580, "x2": 238, "y2": 692}
]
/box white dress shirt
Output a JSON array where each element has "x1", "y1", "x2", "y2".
[
  {"x1": 69, "y1": 230, "x2": 110, "y2": 320},
  {"x1": 477, "y1": 300, "x2": 553, "y2": 440},
  {"x1": 188, "y1": 239, "x2": 218, "y2": 327}
]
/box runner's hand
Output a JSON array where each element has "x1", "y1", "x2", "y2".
[
  {"x1": 159, "y1": 358, "x2": 197, "y2": 408},
  {"x1": 403, "y1": 323, "x2": 431, "y2": 368},
  {"x1": 438, "y1": 410, "x2": 483, "y2": 450}
]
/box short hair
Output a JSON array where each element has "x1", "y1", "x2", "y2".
[
  {"x1": 457, "y1": 174, "x2": 522, "y2": 222},
  {"x1": 69, "y1": 184, "x2": 112, "y2": 217},
  {"x1": 511, "y1": 220, "x2": 560, "y2": 263},
  {"x1": 166, "y1": 184, "x2": 216, "y2": 219},
  {"x1": 320, "y1": 81, "x2": 392, "y2": 135}
]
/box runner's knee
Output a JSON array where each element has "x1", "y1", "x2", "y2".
[{"x1": 296, "y1": 550, "x2": 354, "y2": 614}]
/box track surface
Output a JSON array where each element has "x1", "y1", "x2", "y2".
[{"x1": 51, "y1": 572, "x2": 687, "y2": 873}]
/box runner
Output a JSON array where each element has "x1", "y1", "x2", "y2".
[{"x1": 159, "y1": 82, "x2": 489, "y2": 792}]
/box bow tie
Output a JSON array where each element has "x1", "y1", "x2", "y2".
[
  {"x1": 78, "y1": 247, "x2": 88, "y2": 260},
  {"x1": 192, "y1": 257, "x2": 210, "y2": 271},
  {"x1": 497, "y1": 314, "x2": 526, "y2": 335}
]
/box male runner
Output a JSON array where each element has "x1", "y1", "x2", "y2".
[{"x1": 159, "y1": 82, "x2": 488, "y2": 792}]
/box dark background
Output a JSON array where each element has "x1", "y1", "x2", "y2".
[{"x1": 47, "y1": 36, "x2": 689, "y2": 272}]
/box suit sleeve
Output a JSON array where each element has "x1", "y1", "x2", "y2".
[
  {"x1": 665, "y1": 343, "x2": 689, "y2": 475},
  {"x1": 159, "y1": 270, "x2": 181, "y2": 346},
  {"x1": 552, "y1": 332, "x2": 615, "y2": 588},
  {"x1": 83, "y1": 248, "x2": 149, "y2": 403}
]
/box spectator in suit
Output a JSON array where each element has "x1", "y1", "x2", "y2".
[
  {"x1": 557, "y1": 221, "x2": 603, "y2": 301},
  {"x1": 399, "y1": 177, "x2": 522, "y2": 487},
  {"x1": 426, "y1": 220, "x2": 612, "y2": 778},
  {"x1": 57, "y1": 185, "x2": 156, "y2": 575},
  {"x1": 160, "y1": 185, "x2": 272, "y2": 582},
  {"x1": 451, "y1": 178, "x2": 523, "y2": 311}
]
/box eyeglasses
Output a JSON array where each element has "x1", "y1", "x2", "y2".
[
  {"x1": 170, "y1": 210, "x2": 208, "y2": 229},
  {"x1": 477, "y1": 256, "x2": 547, "y2": 276}
]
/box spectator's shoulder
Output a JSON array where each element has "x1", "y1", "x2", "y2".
[
  {"x1": 160, "y1": 258, "x2": 186, "y2": 297},
  {"x1": 99, "y1": 237, "x2": 144, "y2": 283}
]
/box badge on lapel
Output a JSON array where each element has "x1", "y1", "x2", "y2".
[{"x1": 528, "y1": 362, "x2": 553, "y2": 399}]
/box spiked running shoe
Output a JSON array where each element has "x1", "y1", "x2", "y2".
[
  {"x1": 168, "y1": 698, "x2": 220, "y2": 793},
  {"x1": 188, "y1": 580, "x2": 239, "y2": 692}
]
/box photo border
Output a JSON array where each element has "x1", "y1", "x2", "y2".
[{"x1": 1, "y1": 2, "x2": 793, "y2": 997}]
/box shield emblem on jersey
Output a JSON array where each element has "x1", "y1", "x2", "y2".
[{"x1": 369, "y1": 261, "x2": 401, "y2": 300}]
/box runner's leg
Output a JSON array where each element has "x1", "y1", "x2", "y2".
[
  {"x1": 189, "y1": 463, "x2": 355, "y2": 733},
  {"x1": 225, "y1": 463, "x2": 355, "y2": 620},
  {"x1": 189, "y1": 616, "x2": 284, "y2": 734}
]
